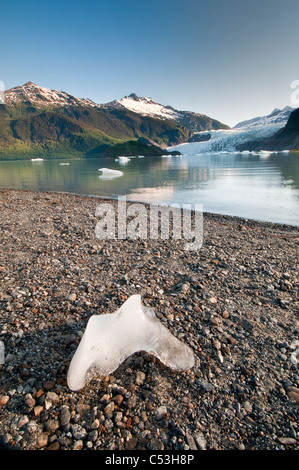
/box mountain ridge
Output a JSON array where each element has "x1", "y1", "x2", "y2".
[{"x1": 0, "y1": 82, "x2": 229, "y2": 159}]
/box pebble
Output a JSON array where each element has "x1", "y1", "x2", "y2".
[
  {"x1": 0, "y1": 395, "x2": 10, "y2": 407},
  {"x1": 43, "y1": 419, "x2": 59, "y2": 433},
  {"x1": 36, "y1": 434, "x2": 48, "y2": 448},
  {"x1": 155, "y1": 405, "x2": 168, "y2": 419},
  {"x1": 147, "y1": 438, "x2": 164, "y2": 450},
  {"x1": 0, "y1": 190, "x2": 298, "y2": 451},
  {"x1": 71, "y1": 424, "x2": 87, "y2": 440},
  {"x1": 136, "y1": 370, "x2": 146, "y2": 386},
  {"x1": 60, "y1": 406, "x2": 71, "y2": 426},
  {"x1": 67, "y1": 293, "x2": 77, "y2": 302}
]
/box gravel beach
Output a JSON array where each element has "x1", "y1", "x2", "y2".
[{"x1": 0, "y1": 188, "x2": 298, "y2": 451}]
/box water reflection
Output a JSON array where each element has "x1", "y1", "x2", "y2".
[{"x1": 0, "y1": 152, "x2": 298, "y2": 225}]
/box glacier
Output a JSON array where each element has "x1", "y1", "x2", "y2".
[
  {"x1": 170, "y1": 122, "x2": 287, "y2": 155},
  {"x1": 67, "y1": 294, "x2": 194, "y2": 391}
]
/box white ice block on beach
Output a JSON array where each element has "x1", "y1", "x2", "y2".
[{"x1": 67, "y1": 294, "x2": 194, "y2": 391}]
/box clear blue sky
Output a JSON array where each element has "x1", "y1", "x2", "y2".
[{"x1": 1, "y1": 0, "x2": 298, "y2": 126}]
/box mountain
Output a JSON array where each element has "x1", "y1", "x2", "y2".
[
  {"x1": 4, "y1": 81, "x2": 100, "y2": 109},
  {"x1": 236, "y1": 108, "x2": 299, "y2": 152},
  {"x1": 104, "y1": 92, "x2": 229, "y2": 132},
  {"x1": 234, "y1": 106, "x2": 295, "y2": 130},
  {"x1": 0, "y1": 83, "x2": 229, "y2": 159}
]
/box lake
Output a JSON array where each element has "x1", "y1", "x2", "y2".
[{"x1": 0, "y1": 151, "x2": 298, "y2": 226}]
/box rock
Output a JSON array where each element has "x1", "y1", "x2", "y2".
[
  {"x1": 43, "y1": 419, "x2": 59, "y2": 433},
  {"x1": 47, "y1": 441, "x2": 60, "y2": 450},
  {"x1": 287, "y1": 386, "x2": 299, "y2": 402},
  {"x1": 33, "y1": 405, "x2": 43, "y2": 417},
  {"x1": 60, "y1": 406, "x2": 71, "y2": 426},
  {"x1": 194, "y1": 432, "x2": 207, "y2": 450},
  {"x1": 43, "y1": 381, "x2": 55, "y2": 391},
  {"x1": 126, "y1": 396, "x2": 137, "y2": 409},
  {"x1": 155, "y1": 405, "x2": 168, "y2": 420},
  {"x1": 72, "y1": 440, "x2": 84, "y2": 450},
  {"x1": 104, "y1": 401, "x2": 115, "y2": 415},
  {"x1": 112, "y1": 394, "x2": 124, "y2": 407},
  {"x1": 45, "y1": 391, "x2": 60, "y2": 410},
  {"x1": 278, "y1": 437, "x2": 297, "y2": 446},
  {"x1": 185, "y1": 433, "x2": 197, "y2": 450},
  {"x1": 0, "y1": 395, "x2": 10, "y2": 407},
  {"x1": 25, "y1": 394, "x2": 35, "y2": 409},
  {"x1": 136, "y1": 370, "x2": 146, "y2": 386},
  {"x1": 125, "y1": 437, "x2": 138, "y2": 450},
  {"x1": 67, "y1": 293, "x2": 77, "y2": 302},
  {"x1": 71, "y1": 424, "x2": 87, "y2": 440},
  {"x1": 90, "y1": 419, "x2": 100, "y2": 430},
  {"x1": 36, "y1": 434, "x2": 48, "y2": 448},
  {"x1": 18, "y1": 415, "x2": 29, "y2": 429},
  {"x1": 147, "y1": 438, "x2": 164, "y2": 450}
]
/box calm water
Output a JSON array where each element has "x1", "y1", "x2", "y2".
[{"x1": 0, "y1": 152, "x2": 298, "y2": 226}]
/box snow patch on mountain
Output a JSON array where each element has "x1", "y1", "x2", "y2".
[
  {"x1": 5, "y1": 82, "x2": 100, "y2": 108},
  {"x1": 234, "y1": 106, "x2": 294, "y2": 129},
  {"x1": 105, "y1": 93, "x2": 180, "y2": 120}
]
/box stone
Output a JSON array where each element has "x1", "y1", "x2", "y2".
[
  {"x1": 0, "y1": 395, "x2": 10, "y2": 407},
  {"x1": 72, "y1": 440, "x2": 84, "y2": 450},
  {"x1": 126, "y1": 396, "x2": 137, "y2": 409},
  {"x1": 36, "y1": 434, "x2": 48, "y2": 448},
  {"x1": 147, "y1": 438, "x2": 164, "y2": 450},
  {"x1": 287, "y1": 386, "x2": 299, "y2": 402},
  {"x1": 104, "y1": 401, "x2": 115, "y2": 414},
  {"x1": 136, "y1": 370, "x2": 146, "y2": 386},
  {"x1": 33, "y1": 405, "x2": 43, "y2": 417},
  {"x1": 45, "y1": 391, "x2": 60, "y2": 410},
  {"x1": 194, "y1": 432, "x2": 207, "y2": 450},
  {"x1": 47, "y1": 441, "x2": 60, "y2": 450},
  {"x1": 43, "y1": 419, "x2": 59, "y2": 432},
  {"x1": 112, "y1": 394, "x2": 124, "y2": 407},
  {"x1": 278, "y1": 437, "x2": 297, "y2": 445},
  {"x1": 67, "y1": 293, "x2": 77, "y2": 302},
  {"x1": 155, "y1": 405, "x2": 168, "y2": 419},
  {"x1": 125, "y1": 437, "x2": 138, "y2": 450},
  {"x1": 71, "y1": 424, "x2": 87, "y2": 440},
  {"x1": 185, "y1": 433, "x2": 197, "y2": 450},
  {"x1": 43, "y1": 381, "x2": 55, "y2": 391},
  {"x1": 60, "y1": 406, "x2": 71, "y2": 426},
  {"x1": 18, "y1": 415, "x2": 29, "y2": 429}
]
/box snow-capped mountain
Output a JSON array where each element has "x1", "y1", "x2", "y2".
[
  {"x1": 4, "y1": 83, "x2": 229, "y2": 132},
  {"x1": 104, "y1": 93, "x2": 229, "y2": 131},
  {"x1": 105, "y1": 93, "x2": 181, "y2": 120},
  {"x1": 4, "y1": 82, "x2": 100, "y2": 108},
  {"x1": 233, "y1": 106, "x2": 295, "y2": 129}
]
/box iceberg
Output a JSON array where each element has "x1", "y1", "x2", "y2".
[
  {"x1": 98, "y1": 168, "x2": 123, "y2": 180},
  {"x1": 67, "y1": 294, "x2": 194, "y2": 391}
]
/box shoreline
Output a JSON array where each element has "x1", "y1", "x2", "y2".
[
  {"x1": 0, "y1": 188, "x2": 298, "y2": 451},
  {"x1": 1, "y1": 186, "x2": 299, "y2": 231}
]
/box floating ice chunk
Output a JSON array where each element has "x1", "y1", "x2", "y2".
[
  {"x1": 67, "y1": 294, "x2": 194, "y2": 391},
  {"x1": 98, "y1": 168, "x2": 123, "y2": 175},
  {"x1": 98, "y1": 168, "x2": 123, "y2": 180}
]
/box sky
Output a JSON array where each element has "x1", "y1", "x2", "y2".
[{"x1": 1, "y1": 0, "x2": 299, "y2": 127}]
